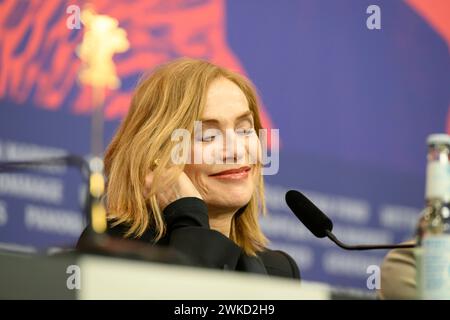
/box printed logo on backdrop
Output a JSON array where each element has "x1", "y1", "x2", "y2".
[{"x1": 0, "y1": 0, "x2": 274, "y2": 131}]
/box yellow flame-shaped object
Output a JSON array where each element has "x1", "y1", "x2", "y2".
[{"x1": 77, "y1": 6, "x2": 129, "y2": 89}]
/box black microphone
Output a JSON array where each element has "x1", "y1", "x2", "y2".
[{"x1": 285, "y1": 190, "x2": 416, "y2": 250}]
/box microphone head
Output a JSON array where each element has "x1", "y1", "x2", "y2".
[{"x1": 285, "y1": 190, "x2": 333, "y2": 238}]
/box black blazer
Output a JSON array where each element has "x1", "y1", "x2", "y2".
[{"x1": 77, "y1": 197, "x2": 300, "y2": 280}]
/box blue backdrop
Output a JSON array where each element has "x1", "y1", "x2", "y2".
[{"x1": 1, "y1": 0, "x2": 449, "y2": 292}]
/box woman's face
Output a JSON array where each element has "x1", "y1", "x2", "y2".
[{"x1": 184, "y1": 77, "x2": 260, "y2": 215}]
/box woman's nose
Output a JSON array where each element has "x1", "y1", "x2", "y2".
[{"x1": 222, "y1": 130, "x2": 245, "y2": 164}]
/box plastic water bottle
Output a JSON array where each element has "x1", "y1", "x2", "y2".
[{"x1": 416, "y1": 134, "x2": 450, "y2": 299}]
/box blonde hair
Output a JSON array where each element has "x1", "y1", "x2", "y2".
[{"x1": 104, "y1": 57, "x2": 268, "y2": 256}]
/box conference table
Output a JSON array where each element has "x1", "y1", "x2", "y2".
[{"x1": 0, "y1": 251, "x2": 332, "y2": 299}]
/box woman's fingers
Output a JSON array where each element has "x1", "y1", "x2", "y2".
[
  {"x1": 177, "y1": 172, "x2": 203, "y2": 200},
  {"x1": 144, "y1": 167, "x2": 203, "y2": 211}
]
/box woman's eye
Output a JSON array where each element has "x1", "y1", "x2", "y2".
[
  {"x1": 236, "y1": 128, "x2": 255, "y2": 136},
  {"x1": 201, "y1": 135, "x2": 216, "y2": 142}
]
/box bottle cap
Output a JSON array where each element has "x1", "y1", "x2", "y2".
[
  {"x1": 426, "y1": 134, "x2": 450, "y2": 201},
  {"x1": 427, "y1": 134, "x2": 450, "y2": 146}
]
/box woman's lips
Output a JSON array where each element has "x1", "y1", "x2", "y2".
[{"x1": 209, "y1": 166, "x2": 251, "y2": 180}]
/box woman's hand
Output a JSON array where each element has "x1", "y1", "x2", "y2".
[{"x1": 144, "y1": 168, "x2": 203, "y2": 211}]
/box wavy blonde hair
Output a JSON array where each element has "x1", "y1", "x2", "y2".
[{"x1": 104, "y1": 57, "x2": 268, "y2": 256}]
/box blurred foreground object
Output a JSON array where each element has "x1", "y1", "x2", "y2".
[
  {"x1": 379, "y1": 134, "x2": 450, "y2": 299},
  {"x1": 416, "y1": 134, "x2": 450, "y2": 299},
  {"x1": 0, "y1": 251, "x2": 329, "y2": 299},
  {"x1": 378, "y1": 240, "x2": 417, "y2": 299},
  {"x1": 77, "y1": 6, "x2": 130, "y2": 234}
]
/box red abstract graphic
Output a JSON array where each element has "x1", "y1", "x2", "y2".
[
  {"x1": 406, "y1": 0, "x2": 450, "y2": 134},
  {"x1": 0, "y1": 0, "x2": 273, "y2": 132}
]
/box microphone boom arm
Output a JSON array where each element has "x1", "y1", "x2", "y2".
[{"x1": 325, "y1": 230, "x2": 416, "y2": 250}]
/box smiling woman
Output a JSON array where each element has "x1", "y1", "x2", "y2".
[{"x1": 77, "y1": 57, "x2": 300, "y2": 280}]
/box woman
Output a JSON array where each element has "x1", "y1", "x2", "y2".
[{"x1": 78, "y1": 57, "x2": 300, "y2": 280}]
